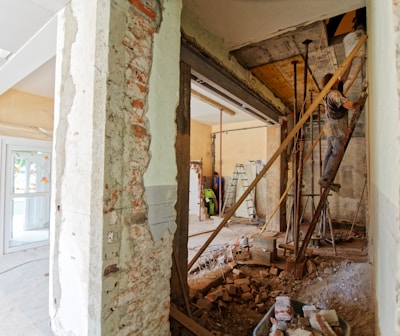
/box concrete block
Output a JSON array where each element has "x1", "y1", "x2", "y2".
[
  {"x1": 252, "y1": 236, "x2": 277, "y2": 259},
  {"x1": 250, "y1": 246, "x2": 272, "y2": 265}
]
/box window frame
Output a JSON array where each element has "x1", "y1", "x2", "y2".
[{"x1": 0, "y1": 136, "x2": 52, "y2": 254}]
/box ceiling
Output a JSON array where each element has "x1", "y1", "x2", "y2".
[{"x1": 0, "y1": 0, "x2": 366, "y2": 126}]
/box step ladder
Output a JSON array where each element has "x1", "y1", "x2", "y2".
[
  {"x1": 295, "y1": 83, "x2": 368, "y2": 261},
  {"x1": 222, "y1": 164, "x2": 258, "y2": 222}
]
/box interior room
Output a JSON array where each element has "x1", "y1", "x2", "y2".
[{"x1": 0, "y1": 0, "x2": 398, "y2": 335}]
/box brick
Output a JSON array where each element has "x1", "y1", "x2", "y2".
[
  {"x1": 306, "y1": 259, "x2": 317, "y2": 274},
  {"x1": 226, "y1": 284, "x2": 237, "y2": 296},
  {"x1": 270, "y1": 266, "x2": 279, "y2": 276},
  {"x1": 240, "y1": 284, "x2": 250, "y2": 293},
  {"x1": 221, "y1": 289, "x2": 231, "y2": 302},
  {"x1": 232, "y1": 268, "x2": 245, "y2": 277},
  {"x1": 196, "y1": 298, "x2": 212, "y2": 312},
  {"x1": 256, "y1": 303, "x2": 267, "y2": 314},
  {"x1": 234, "y1": 278, "x2": 250, "y2": 286},
  {"x1": 218, "y1": 301, "x2": 228, "y2": 309},
  {"x1": 129, "y1": 0, "x2": 158, "y2": 22},
  {"x1": 241, "y1": 292, "x2": 253, "y2": 301}
]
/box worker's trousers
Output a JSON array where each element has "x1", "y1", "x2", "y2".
[{"x1": 322, "y1": 135, "x2": 343, "y2": 181}]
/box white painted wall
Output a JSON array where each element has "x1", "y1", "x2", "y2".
[
  {"x1": 367, "y1": 0, "x2": 400, "y2": 334},
  {"x1": 49, "y1": 1, "x2": 108, "y2": 334},
  {"x1": 144, "y1": 0, "x2": 181, "y2": 240}
]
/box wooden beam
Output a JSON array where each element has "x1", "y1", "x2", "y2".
[
  {"x1": 172, "y1": 61, "x2": 191, "y2": 307},
  {"x1": 170, "y1": 306, "x2": 214, "y2": 336},
  {"x1": 191, "y1": 89, "x2": 236, "y2": 116}
]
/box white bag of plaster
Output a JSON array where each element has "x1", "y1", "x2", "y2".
[{"x1": 274, "y1": 296, "x2": 292, "y2": 321}]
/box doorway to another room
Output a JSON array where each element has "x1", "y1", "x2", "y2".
[{"x1": 0, "y1": 137, "x2": 52, "y2": 255}]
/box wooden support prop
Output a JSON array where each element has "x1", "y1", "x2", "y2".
[
  {"x1": 170, "y1": 305, "x2": 214, "y2": 336},
  {"x1": 258, "y1": 130, "x2": 323, "y2": 235},
  {"x1": 187, "y1": 34, "x2": 368, "y2": 271},
  {"x1": 259, "y1": 178, "x2": 294, "y2": 234},
  {"x1": 188, "y1": 230, "x2": 215, "y2": 238},
  {"x1": 344, "y1": 57, "x2": 367, "y2": 96},
  {"x1": 173, "y1": 247, "x2": 192, "y2": 317}
]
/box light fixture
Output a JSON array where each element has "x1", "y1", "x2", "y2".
[{"x1": 0, "y1": 48, "x2": 12, "y2": 60}]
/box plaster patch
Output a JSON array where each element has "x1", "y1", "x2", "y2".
[{"x1": 146, "y1": 185, "x2": 177, "y2": 239}]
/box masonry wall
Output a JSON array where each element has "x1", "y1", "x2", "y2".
[{"x1": 50, "y1": 1, "x2": 181, "y2": 335}]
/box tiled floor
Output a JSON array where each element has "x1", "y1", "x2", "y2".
[{"x1": 0, "y1": 245, "x2": 51, "y2": 336}]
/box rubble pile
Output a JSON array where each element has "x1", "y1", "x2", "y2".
[{"x1": 188, "y1": 256, "x2": 368, "y2": 336}]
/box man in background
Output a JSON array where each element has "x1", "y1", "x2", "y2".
[
  {"x1": 319, "y1": 62, "x2": 359, "y2": 192},
  {"x1": 213, "y1": 172, "x2": 224, "y2": 214}
]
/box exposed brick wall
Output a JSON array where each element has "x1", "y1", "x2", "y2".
[{"x1": 102, "y1": 1, "x2": 172, "y2": 334}]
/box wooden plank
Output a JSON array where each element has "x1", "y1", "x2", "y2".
[
  {"x1": 170, "y1": 306, "x2": 214, "y2": 336},
  {"x1": 251, "y1": 55, "x2": 321, "y2": 114},
  {"x1": 171, "y1": 61, "x2": 191, "y2": 308},
  {"x1": 279, "y1": 243, "x2": 313, "y2": 256}
]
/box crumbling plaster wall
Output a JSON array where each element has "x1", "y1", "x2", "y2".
[
  {"x1": 367, "y1": 0, "x2": 400, "y2": 335},
  {"x1": 50, "y1": 0, "x2": 181, "y2": 335}
]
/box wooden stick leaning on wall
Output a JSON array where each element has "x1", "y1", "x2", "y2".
[
  {"x1": 170, "y1": 305, "x2": 214, "y2": 336},
  {"x1": 344, "y1": 57, "x2": 367, "y2": 96},
  {"x1": 173, "y1": 247, "x2": 192, "y2": 317},
  {"x1": 187, "y1": 34, "x2": 368, "y2": 271},
  {"x1": 258, "y1": 129, "x2": 323, "y2": 236}
]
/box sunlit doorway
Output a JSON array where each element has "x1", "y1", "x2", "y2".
[{"x1": 1, "y1": 137, "x2": 52, "y2": 254}]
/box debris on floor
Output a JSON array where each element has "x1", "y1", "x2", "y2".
[{"x1": 188, "y1": 252, "x2": 374, "y2": 336}]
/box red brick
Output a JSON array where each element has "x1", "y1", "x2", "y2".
[{"x1": 129, "y1": 0, "x2": 157, "y2": 22}]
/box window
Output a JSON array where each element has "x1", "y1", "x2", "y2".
[{"x1": 0, "y1": 137, "x2": 52, "y2": 254}]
